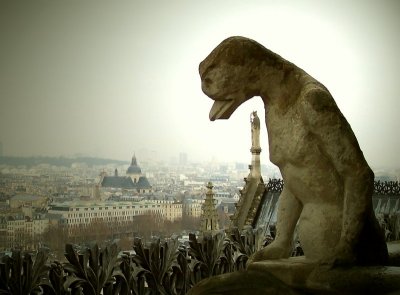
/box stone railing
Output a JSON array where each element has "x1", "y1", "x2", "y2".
[
  {"x1": 265, "y1": 179, "x2": 400, "y2": 196},
  {"x1": 266, "y1": 178, "x2": 284, "y2": 193},
  {"x1": 374, "y1": 181, "x2": 400, "y2": 195}
]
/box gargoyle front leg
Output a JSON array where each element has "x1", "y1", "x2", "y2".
[{"x1": 249, "y1": 187, "x2": 302, "y2": 263}]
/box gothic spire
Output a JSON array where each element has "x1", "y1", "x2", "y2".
[
  {"x1": 131, "y1": 153, "x2": 137, "y2": 166},
  {"x1": 200, "y1": 182, "x2": 220, "y2": 232}
]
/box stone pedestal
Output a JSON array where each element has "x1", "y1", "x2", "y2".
[
  {"x1": 188, "y1": 253, "x2": 400, "y2": 295},
  {"x1": 250, "y1": 257, "x2": 400, "y2": 294}
]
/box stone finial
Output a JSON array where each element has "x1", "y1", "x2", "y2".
[
  {"x1": 250, "y1": 111, "x2": 261, "y2": 154},
  {"x1": 200, "y1": 182, "x2": 219, "y2": 232}
]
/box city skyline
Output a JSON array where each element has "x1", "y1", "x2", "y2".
[{"x1": 1, "y1": 0, "x2": 399, "y2": 168}]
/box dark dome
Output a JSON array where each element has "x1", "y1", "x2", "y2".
[
  {"x1": 127, "y1": 165, "x2": 141, "y2": 174},
  {"x1": 126, "y1": 154, "x2": 142, "y2": 174}
]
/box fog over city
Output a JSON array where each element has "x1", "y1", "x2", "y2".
[{"x1": 1, "y1": 0, "x2": 399, "y2": 168}]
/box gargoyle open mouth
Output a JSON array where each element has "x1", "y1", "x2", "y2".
[{"x1": 209, "y1": 99, "x2": 241, "y2": 121}]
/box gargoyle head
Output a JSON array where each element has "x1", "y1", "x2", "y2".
[{"x1": 199, "y1": 36, "x2": 279, "y2": 121}]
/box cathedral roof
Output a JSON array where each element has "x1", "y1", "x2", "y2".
[
  {"x1": 101, "y1": 154, "x2": 151, "y2": 190},
  {"x1": 137, "y1": 176, "x2": 151, "y2": 189},
  {"x1": 101, "y1": 175, "x2": 151, "y2": 189},
  {"x1": 101, "y1": 176, "x2": 135, "y2": 189}
]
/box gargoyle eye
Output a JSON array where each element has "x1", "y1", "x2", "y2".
[
  {"x1": 200, "y1": 64, "x2": 216, "y2": 79},
  {"x1": 203, "y1": 78, "x2": 212, "y2": 84}
]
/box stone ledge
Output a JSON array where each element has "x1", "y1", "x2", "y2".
[
  {"x1": 249, "y1": 257, "x2": 400, "y2": 294},
  {"x1": 188, "y1": 256, "x2": 400, "y2": 295},
  {"x1": 186, "y1": 267, "x2": 302, "y2": 295}
]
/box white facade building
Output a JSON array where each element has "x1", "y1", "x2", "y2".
[{"x1": 48, "y1": 199, "x2": 185, "y2": 230}]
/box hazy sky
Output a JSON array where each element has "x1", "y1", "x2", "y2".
[{"x1": 1, "y1": 0, "x2": 399, "y2": 168}]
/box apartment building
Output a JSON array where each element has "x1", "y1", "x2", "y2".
[
  {"x1": 48, "y1": 198, "x2": 184, "y2": 230},
  {"x1": 183, "y1": 198, "x2": 203, "y2": 218},
  {"x1": 164, "y1": 202, "x2": 183, "y2": 221},
  {"x1": 0, "y1": 211, "x2": 49, "y2": 251}
]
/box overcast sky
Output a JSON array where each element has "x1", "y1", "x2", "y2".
[{"x1": 0, "y1": 0, "x2": 399, "y2": 168}]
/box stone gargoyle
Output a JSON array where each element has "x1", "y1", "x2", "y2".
[{"x1": 199, "y1": 36, "x2": 388, "y2": 266}]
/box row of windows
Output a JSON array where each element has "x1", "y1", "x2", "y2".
[
  {"x1": 7, "y1": 223, "x2": 47, "y2": 230},
  {"x1": 6, "y1": 228, "x2": 47, "y2": 235},
  {"x1": 66, "y1": 213, "x2": 163, "y2": 225},
  {"x1": 67, "y1": 209, "x2": 163, "y2": 218},
  {"x1": 67, "y1": 220, "x2": 141, "y2": 231},
  {"x1": 69, "y1": 204, "x2": 161, "y2": 212}
]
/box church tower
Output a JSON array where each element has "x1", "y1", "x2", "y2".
[
  {"x1": 126, "y1": 154, "x2": 142, "y2": 183},
  {"x1": 200, "y1": 182, "x2": 220, "y2": 232},
  {"x1": 101, "y1": 154, "x2": 152, "y2": 194}
]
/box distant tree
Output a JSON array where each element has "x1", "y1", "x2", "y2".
[
  {"x1": 0, "y1": 155, "x2": 127, "y2": 168},
  {"x1": 68, "y1": 219, "x2": 114, "y2": 246},
  {"x1": 134, "y1": 214, "x2": 160, "y2": 241},
  {"x1": 42, "y1": 224, "x2": 69, "y2": 260},
  {"x1": 163, "y1": 219, "x2": 183, "y2": 237},
  {"x1": 181, "y1": 215, "x2": 201, "y2": 231},
  {"x1": 117, "y1": 236, "x2": 132, "y2": 251}
]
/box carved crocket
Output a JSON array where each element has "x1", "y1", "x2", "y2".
[{"x1": 199, "y1": 36, "x2": 388, "y2": 265}]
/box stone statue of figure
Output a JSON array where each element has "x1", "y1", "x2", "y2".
[
  {"x1": 250, "y1": 111, "x2": 261, "y2": 150},
  {"x1": 199, "y1": 36, "x2": 388, "y2": 265}
]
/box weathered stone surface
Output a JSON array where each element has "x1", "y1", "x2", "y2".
[
  {"x1": 199, "y1": 36, "x2": 388, "y2": 266},
  {"x1": 188, "y1": 250, "x2": 400, "y2": 294},
  {"x1": 250, "y1": 257, "x2": 400, "y2": 294},
  {"x1": 186, "y1": 267, "x2": 302, "y2": 295},
  {"x1": 388, "y1": 241, "x2": 400, "y2": 266}
]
